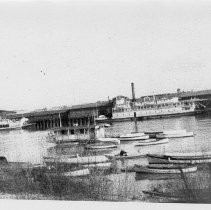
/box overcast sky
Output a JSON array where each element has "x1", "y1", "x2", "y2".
[{"x1": 1, "y1": 0, "x2": 211, "y2": 110}]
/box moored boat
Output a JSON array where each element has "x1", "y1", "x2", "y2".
[
  {"x1": 112, "y1": 95, "x2": 197, "y2": 121},
  {"x1": 156, "y1": 131, "x2": 194, "y2": 139},
  {"x1": 134, "y1": 138, "x2": 169, "y2": 146},
  {"x1": 144, "y1": 131, "x2": 163, "y2": 138},
  {"x1": 119, "y1": 132, "x2": 146, "y2": 138},
  {"x1": 119, "y1": 134, "x2": 150, "y2": 141},
  {"x1": 44, "y1": 155, "x2": 109, "y2": 165},
  {"x1": 105, "y1": 153, "x2": 144, "y2": 160},
  {"x1": 147, "y1": 154, "x2": 211, "y2": 164},
  {"x1": 96, "y1": 137, "x2": 120, "y2": 144},
  {"x1": 134, "y1": 163, "x2": 197, "y2": 174},
  {"x1": 84, "y1": 144, "x2": 118, "y2": 150}
]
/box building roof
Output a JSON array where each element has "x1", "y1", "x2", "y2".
[
  {"x1": 70, "y1": 101, "x2": 112, "y2": 110},
  {"x1": 180, "y1": 90, "x2": 211, "y2": 98},
  {"x1": 6, "y1": 109, "x2": 69, "y2": 119},
  {"x1": 6, "y1": 100, "x2": 111, "y2": 119}
]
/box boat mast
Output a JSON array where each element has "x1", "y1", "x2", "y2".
[
  {"x1": 131, "y1": 82, "x2": 138, "y2": 132},
  {"x1": 58, "y1": 112, "x2": 62, "y2": 128}
]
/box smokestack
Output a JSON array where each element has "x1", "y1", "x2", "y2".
[{"x1": 131, "y1": 82, "x2": 136, "y2": 102}]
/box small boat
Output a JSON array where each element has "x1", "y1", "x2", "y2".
[
  {"x1": 134, "y1": 164, "x2": 197, "y2": 174},
  {"x1": 144, "y1": 131, "x2": 163, "y2": 138},
  {"x1": 105, "y1": 153, "x2": 144, "y2": 160},
  {"x1": 96, "y1": 137, "x2": 120, "y2": 144},
  {"x1": 44, "y1": 155, "x2": 109, "y2": 165},
  {"x1": 156, "y1": 129, "x2": 194, "y2": 139},
  {"x1": 134, "y1": 138, "x2": 169, "y2": 146},
  {"x1": 147, "y1": 154, "x2": 211, "y2": 164},
  {"x1": 119, "y1": 132, "x2": 146, "y2": 138},
  {"x1": 84, "y1": 144, "x2": 118, "y2": 150},
  {"x1": 119, "y1": 134, "x2": 150, "y2": 141},
  {"x1": 95, "y1": 115, "x2": 108, "y2": 121},
  {"x1": 62, "y1": 168, "x2": 90, "y2": 177}
]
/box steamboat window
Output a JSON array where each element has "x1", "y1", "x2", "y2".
[{"x1": 61, "y1": 130, "x2": 67, "y2": 135}]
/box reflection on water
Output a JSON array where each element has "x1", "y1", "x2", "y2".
[{"x1": 0, "y1": 130, "x2": 52, "y2": 164}]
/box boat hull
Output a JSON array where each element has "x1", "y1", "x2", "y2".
[
  {"x1": 85, "y1": 144, "x2": 118, "y2": 150},
  {"x1": 134, "y1": 164, "x2": 197, "y2": 174},
  {"x1": 156, "y1": 132, "x2": 194, "y2": 139},
  {"x1": 119, "y1": 135, "x2": 149, "y2": 141},
  {"x1": 44, "y1": 155, "x2": 109, "y2": 165},
  {"x1": 105, "y1": 153, "x2": 145, "y2": 160},
  {"x1": 134, "y1": 138, "x2": 169, "y2": 146},
  {"x1": 147, "y1": 154, "x2": 211, "y2": 164}
]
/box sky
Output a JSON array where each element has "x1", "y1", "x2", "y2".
[{"x1": 1, "y1": 0, "x2": 211, "y2": 110}]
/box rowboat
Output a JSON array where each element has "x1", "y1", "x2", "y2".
[
  {"x1": 156, "y1": 129, "x2": 194, "y2": 139},
  {"x1": 105, "y1": 153, "x2": 144, "y2": 160},
  {"x1": 62, "y1": 168, "x2": 90, "y2": 177},
  {"x1": 144, "y1": 131, "x2": 163, "y2": 138},
  {"x1": 120, "y1": 132, "x2": 145, "y2": 138},
  {"x1": 96, "y1": 137, "x2": 120, "y2": 144},
  {"x1": 147, "y1": 154, "x2": 211, "y2": 164},
  {"x1": 134, "y1": 164, "x2": 197, "y2": 174},
  {"x1": 44, "y1": 155, "x2": 109, "y2": 165},
  {"x1": 119, "y1": 135, "x2": 150, "y2": 141},
  {"x1": 84, "y1": 144, "x2": 118, "y2": 150},
  {"x1": 134, "y1": 138, "x2": 169, "y2": 146}
]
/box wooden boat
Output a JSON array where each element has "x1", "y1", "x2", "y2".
[
  {"x1": 120, "y1": 132, "x2": 145, "y2": 138},
  {"x1": 134, "y1": 164, "x2": 197, "y2": 174},
  {"x1": 165, "y1": 151, "x2": 211, "y2": 158},
  {"x1": 134, "y1": 138, "x2": 169, "y2": 146},
  {"x1": 156, "y1": 130, "x2": 194, "y2": 139},
  {"x1": 147, "y1": 154, "x2": 211, "y2": 164},
  {"x1": 83, "y1": 162, "x2": 111, "y2": 169},
  {"x1": 119, "y1": 134, "x2": 150, "y2": 141},
  {"x1": 144, "y1": 131, "x2": 163, "y2": 138},
  {"x1": 62, "y1": 168, "x2": 90, "y2": 177},
  {"x1": 105, "y1": 153, "x2": 144, "y2": 160},
  {"x1": 84, "y1": 144, "x2": 118, "y2": 150},
  {"x1": 44, "y1": 155, "x2": 109, "y2": 165},
  {"x1": 96, "y1": 137, "x2": 120, "y2": 144}
]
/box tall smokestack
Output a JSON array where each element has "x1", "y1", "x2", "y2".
[{"x1": 131, "y1": 82, "x2": 136, "y2": 102}]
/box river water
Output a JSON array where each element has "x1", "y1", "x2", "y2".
[{"x1": 1, "y1": 113, "x2": 211, "y2": 200}]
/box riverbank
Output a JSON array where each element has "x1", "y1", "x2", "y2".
[{"x1": 0, "y1": 160, "x2": 210, "y2": 202}]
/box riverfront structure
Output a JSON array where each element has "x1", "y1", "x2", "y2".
[{"x1": 4, "y1": 88, "x2": 211, "y2": 131}]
